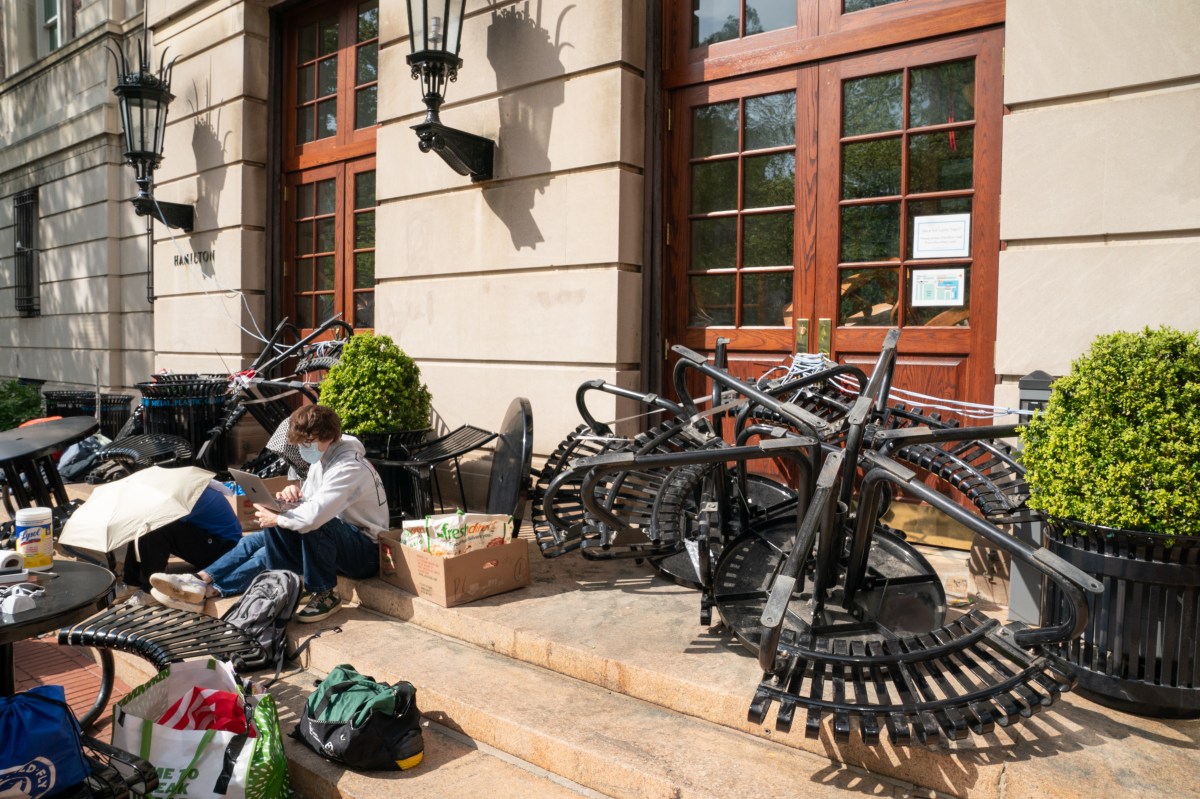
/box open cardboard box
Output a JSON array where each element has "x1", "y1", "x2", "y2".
[
  {"x1": 377, "y1": 528, "x2": 530, "y2": 608},
  {"x1": 227, "y1": 476, "x2": 294, "y2": 531}
]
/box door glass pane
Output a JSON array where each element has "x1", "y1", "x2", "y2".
[
  {"x1": 844, "y1": 0, "x2": 905, "y2": 12},
  {"x1": 298, "y1": 23, "x2": 317, "y2": 63},
  {"x1": 318, "y1": 98, "x2": 337, "y2": 138},
  {"x1": 689, "y1": 274, "x2": 735, "y2": 326},
  {"x1": 298, "y1": 65, "x2": 315, "y2": 103},
  {"x1": 839, "y1": 268, "x2": 898, "y2": 326},
  {"x1": 296, "y1": 107, "x2": 315, "y2": 144},
  {"x1": 745, "y1": 92, "x2": 795, "y2": 150},
  {"x1": 318, "y1": 56, "x2": 338, "y2": 97},
  {"x1": 316, "y1": 256, "x2": 336, "y2": 290},
  {"x1": 840, "y1": 202, "x2": 899, "y2": 262},
  {"x1": 357, "y1": 1, "x2": 379, "y2": 41},
  {"x1": 296, "y1": 297, "x2": 313, "y2": 329},
  {"x1": 692, "y1": 0, "x2": 739, "y2": 48},
  {"x1": 742, "y1": 272, "x2": 792, "y2": 325},
  {"x1": 692, "y1": 102, "x2": 738, "y2": 157},
  {"x1": 319, "y1": 17, "x2": 339, "y2": 55},
  {"x1": 906, "y1": 197, "x2": 972, "y2": 259},
  {"x1": 355, "y1": 253, "x2": 375, "y2": 289},
  {"x1": 743, "y1": 213, "x2": 792, "y2": 267},
  {"x1": 355, "y1": 292, "x2": 375, "y2": 328},
  {"x1": 908, "y1": 130, "x2": 973, "y2": 194},
  {"x1": 906, "y1": 267, "x2": 970, "y2": 327},
  {"x1": 843, "y1": 72, "x2": 902, "y2": 136},
  {"x1": 354, "y1": 210, "x2": 375, "y2": 249},
  {"x1": 744, "y1": 153, "x2": 794, "y2": 208},
  {"x1": 910, "y1": 60, "x2": 975, "y2": 128},
  {"x1": 316, "y1": 293, "x2": 336, "y2": 323},
  {"x1": 745, "y1": 1, "x2": 796, "y2": 37},
  {"x1": 355, "y1": 171, "x2": 376, "y2": 209},
  {"x1": 297, "y1": 184, "x2": 314, "y2": 218},
  {"x1": 316, "y1": 180, "x2": 336, "y2": 214},
  {"x1": 297, "y1": 259, "x2": 313, "y2": 292},
  {"x1": 356, "y1": 86, "x2": 377, "y2": 128},
  {"x1": 691, "y1": 161, "x2": 738, "y2": 212},
  {"x1": 357, "y1": 41, "x2": 378, "y2": 83},
  {"x1": 842, "y1": 138, "x2": 901, "y2": 199},
  {"x1": 296, "y1": 220, "x2": 314, "y2": 255},
  {"x1": 690, "y1": 218, "x2": 737, "y2": 271},
  {"x1": 316, "y1": 218, "x2": 336, "y2": 252}
]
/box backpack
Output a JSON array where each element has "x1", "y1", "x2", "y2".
[
  {"x1": 292, "y1": 664, "x2": 424, "y2": 772},
  {"x1": 220, "y1": 569, "x2": 302, "y2": 675}
]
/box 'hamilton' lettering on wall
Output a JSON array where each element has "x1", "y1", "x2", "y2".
[{"x1": 173, "y1": 250, "x2": 216, "y2": 266}]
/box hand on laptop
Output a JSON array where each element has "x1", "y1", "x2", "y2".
[
  {"x1": 254, "y1": 504, "x2": 280, "y2": 528},
  {"x1": 277, "y1": 484, "x2": 302, "y2": 503}
]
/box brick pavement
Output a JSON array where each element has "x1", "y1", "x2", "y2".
[{"x1": 13, "y1": 635, "x2": 130, "y2": 736}]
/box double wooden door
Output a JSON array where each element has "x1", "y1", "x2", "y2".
[{"x1": 665, "y1": 28, "x2": 1003, "y2": 410}]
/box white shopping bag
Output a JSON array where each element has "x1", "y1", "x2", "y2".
[{"x1": 111, "y1": 658, "x2": 288, "y2": 799}]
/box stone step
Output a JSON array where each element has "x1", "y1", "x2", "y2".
[{"x1": 288, "y1": 607, "x2": 912, "y2": 799}]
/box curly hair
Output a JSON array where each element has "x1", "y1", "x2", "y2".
[{"x1": 287, "y1": 404, "x2": 342, "y2": 444}]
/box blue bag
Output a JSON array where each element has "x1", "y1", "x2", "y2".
[{"x1": 0, "y1": 685, "x2": 90, "y2": 799}]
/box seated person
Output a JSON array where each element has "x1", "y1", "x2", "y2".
[
  {"x1": 124, "y1": 483, "x2": 242, "y2": 606},
  {"x1": 151, "y1": 404, "x2": 388, "y2": 623}
]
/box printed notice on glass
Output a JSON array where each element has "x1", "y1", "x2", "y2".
[
  {"x1": 911, "y1": 268, "x2": 965, "y2": 307},
  {"x1": 912, "y1": 213, "x2": 971, "y2": 259}
]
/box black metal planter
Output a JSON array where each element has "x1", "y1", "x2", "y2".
[{"x1": 1041, "y1": 518, "x2": 1200, "y2": 718}]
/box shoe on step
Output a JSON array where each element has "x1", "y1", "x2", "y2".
[
  {"x1": 150, "y1": 587, "x2": 205, "y2": 614},
  {"x1": 149, "y1": 572, "x2": 209, "y2": 604},
  {"x1": 296, "y1": 590, "x2": 342, "y2": 624}
]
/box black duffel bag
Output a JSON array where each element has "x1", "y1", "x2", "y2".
[{"x1": 292, "y1": 664, "x2": 424, "y2": 771}]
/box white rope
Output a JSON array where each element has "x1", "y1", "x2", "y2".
[{"x1": 762, "y1": 352, "x2": 1033, "y2": 419}]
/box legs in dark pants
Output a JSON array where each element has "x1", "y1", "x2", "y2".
[
  {"x1": 123, "y1": 520, "x2": 237, "y2": 590},
  {"x1": 260, "y1": 519, "x2": 379, "y2": 593}
]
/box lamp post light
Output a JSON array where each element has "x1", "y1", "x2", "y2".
[
  {"x1": 109, "y1": 40, "x2": 194, "y2": 303},
  {"x1": 405, "y1": 0, "x2": 494, "y2": 181}
]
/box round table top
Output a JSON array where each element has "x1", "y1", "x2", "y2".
[
  {"x1": 0, "y1": 560, "x2": 114, "y2": 646},
  {"x1": 0, "y1": 417, "x2": 99, "y2": 463}
]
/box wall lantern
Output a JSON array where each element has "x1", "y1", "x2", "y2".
[
  {"x1": 405, "y1": 0, "x2": 495, "y2": 181},
  {"x1": 108, "y1": 40, "x2": 194, "y2": 302},
  {"x1": 1018, "y1": 370, "x2": 1054, "y2": 415}
]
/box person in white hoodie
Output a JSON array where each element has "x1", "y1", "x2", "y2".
[{"x1": 151, "y1": 404, "x2": 389, "y2": 622}]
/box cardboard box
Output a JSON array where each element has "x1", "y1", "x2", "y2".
[
  {"x1": 378, "y1": 529, "x2": 530, "y2": 607},
  {"x1": 228, "y1": 476, "x2": 294, "y2": 531}
]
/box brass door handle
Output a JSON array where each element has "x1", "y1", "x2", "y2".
[{"x1": 817, "y1": 318, "x2": 831, "y2": 356}]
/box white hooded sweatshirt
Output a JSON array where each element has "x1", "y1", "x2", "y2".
[{"x1": 273, "y1": 434, "x2": 389, "y2": 541}]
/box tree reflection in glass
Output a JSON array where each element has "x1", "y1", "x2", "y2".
[{"x1": 839, "y1": 268, "x2": 897, "y2": 326}]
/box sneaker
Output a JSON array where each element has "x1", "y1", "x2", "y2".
[
  {"x1": 150, "y1": 572, "x2": 210, "y2": 604},
  {"x1": 124, "y1": 590, "x2": 158, "y2": 607},
  {"x1": 150, "y1": 587, "x2": 205, "y2": 614},
  {"x1": 296, "y1": 590, "x2": 341, "y2": 624}
]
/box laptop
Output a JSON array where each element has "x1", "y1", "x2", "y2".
[{"x1": 228, "y1": 468, "x2": 299, "y2": 513}]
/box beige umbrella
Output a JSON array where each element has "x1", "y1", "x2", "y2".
[{"x1": 60, "y1": 465, "x2": 217, "y2": 554}]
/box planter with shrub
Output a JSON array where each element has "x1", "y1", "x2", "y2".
[
  {"x1": 1020, "y1": 325, "x2": 1200, "y2": 717},
  {"x1": 0, "y1": 380, "x2": 44, "y2": 431},
  {"x1": 318, "y1": 332, "x2": 433, "y2": 458}
]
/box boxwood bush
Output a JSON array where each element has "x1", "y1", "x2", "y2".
[
  {"x1": 318, "y1": 333, "x2": 432, "y2": 435},
  {"x1": 1019, "y1": 326, "x2": 1200, "y2": 537},
  {"x1": 0, "y1": 380, "x2": 43, "y2": 431}
]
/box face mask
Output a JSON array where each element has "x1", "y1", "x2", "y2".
[
  {"x1": 298, "y1": 442, "x2": 323, "y2": 464},
  {"x1": 0, "y1": 583, "x2": 42, "y2": 615}
]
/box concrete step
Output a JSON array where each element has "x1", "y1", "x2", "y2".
[
  {"x1": 288, "y1": 607, "x2": 913, "y2": 799},
  {"x1": 102, "y1": 538, "x2": 1196, "y2": 799}
]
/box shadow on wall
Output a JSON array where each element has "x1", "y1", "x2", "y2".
[
  {"x1": 483, "y1": 2, "x2": 574, "y2": 250},
  {"x1": 185, "y1": 80, "x2": 229, "y2": 282}
]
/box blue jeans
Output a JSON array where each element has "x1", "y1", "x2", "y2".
[
  {"x1": 204, "y1": 532, "x2": 268, "y2": 597},
  {"x1": 260, "y1": 518, "x2": 379, "y2": 594}
]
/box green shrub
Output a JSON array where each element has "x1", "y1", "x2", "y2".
[
  {"x1": 318, "y1": 333, "x2": 432, "y2": 435},
  {"x1": 1019, "y1": 326, "x2": 1200, "y2": 537},
  {"x1": 0, "y1": 381, "x2": 43, "y2": 431}
]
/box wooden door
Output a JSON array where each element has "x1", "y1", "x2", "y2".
[{"x1": 665, "y1": 26, "x2": 1003, "y2": 414}]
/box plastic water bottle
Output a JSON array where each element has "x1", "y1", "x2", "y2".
[{"x1": 15, "y1": 507, "x2": 53, "y2": 571}]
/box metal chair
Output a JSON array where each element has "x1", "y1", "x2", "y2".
[{"x1": 407, "y1": 424, "x2": 499, "y2": 512}]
